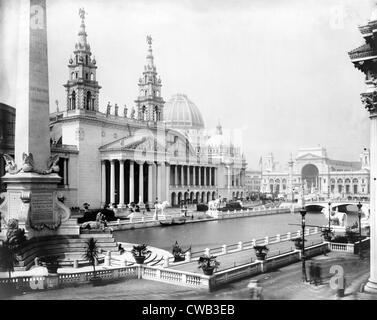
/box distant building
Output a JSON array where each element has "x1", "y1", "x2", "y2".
[
  {"x1": 245, "y1": 170, "x2": 261, "y2": 195},
  {"x1": 0, "y1": 103, "x2": 15, "y2": 192},
  {"x1": 260, "y1": 147, "x2": 370, "y2": 198}
]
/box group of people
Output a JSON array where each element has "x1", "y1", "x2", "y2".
[{"x1": 308, "y1": 262, "x2": 322, "y2": 286}]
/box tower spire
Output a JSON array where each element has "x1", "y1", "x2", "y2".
[
  {"x1": 77, "y1": 8, "x2": 89, "y2": 50},
  {"x1": 146, "y1": 35, "x2": 155, "y2": 69},
  {"x1": 64, "y1": 8, "x2": 101, "y2": 112},
  {"x1": 135, "y1": 35, "x2": 164, "y2": 122}
]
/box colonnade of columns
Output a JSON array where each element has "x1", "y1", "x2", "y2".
[
  {"x1": 170, "y1": 164, "x2": 217, "y2": 187},
  {"x1": 225, "y1": 166, "x2": 245, "y2": 187},
  {"x1": 101, "y1": 159, "x2": 169, "y2": 207}
]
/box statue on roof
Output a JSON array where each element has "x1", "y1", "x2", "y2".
[
  {"x1": 123, "y1": 105, "x2": 128, "y2": 118},
  {"x1": 79, "y1": 8, "x2": 86, "y2": 21},
  {"x1": 147, "y1": 35, "x2": 153, "y2": 46},
  {"x1": 106, "y1": 102, "x2": 111, "y2": 116}
]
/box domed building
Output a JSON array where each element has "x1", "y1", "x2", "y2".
[
  {"x1": 47, "y1": 11, "x2": 247, "y2": 210},
  {"x1": 163, "y1": 94, "x2": 205, "y2": 130}
]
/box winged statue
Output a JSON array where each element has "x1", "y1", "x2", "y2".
[{"x1": 2, "y1": 154, "x2": 20, "y2": 174}]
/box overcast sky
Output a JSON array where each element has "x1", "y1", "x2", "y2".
[{"x1": 0, "y1": 0, "x2": 374, "y2": 169}]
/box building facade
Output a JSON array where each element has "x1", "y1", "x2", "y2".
[
  {"x1": 47, "y1": 12, "x2": 247, "y2": 209},
  {"x1": 245, "y1": 170, "x2": 262, "y2": 196},
  {"x1": 260, "y1": 147, "x2": 370, "y2": 198},
  {"x1": 0, "y1": 103, "x2": 15, "y2": 192}
]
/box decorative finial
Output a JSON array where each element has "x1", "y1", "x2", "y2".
[
  {"x1": 147, "y1": 35, "x2": 153, "y2": 46},
  {"x1": 79, "y1": 8, "x2": 86, "y2": 21}
]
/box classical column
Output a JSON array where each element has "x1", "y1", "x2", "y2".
[
  {"x1": 157, "y1": 163, "x2": 162, "y2": 201},
  {"x1": 187, "y1": 165, "x2": 190, "y2": 186},
  {"x1": 174, "y1": 165, "x2": 178, "y2": 186},
  {"x1": 64, "y1": 158, "x2": 68, "y2": 185},
  {"x1": 148, "y1": 162, "x2": 154, "y2": 205},
  {"x1": 119, "y1": 160, "x2": 125, "y2": 207},
  {"x1": 181, "y1": 165, "x2": 184, "y2": 186},
  {"x1": 199, "y1": 166, "x2": 202, "y2": 186},
  {"x1": 165, "y1": 163, "x2": 170, "y2": 203},
  {"x1": 138, "y1": 161, "x2": 144, "y2": 204},
  {"x1": 214, "y1": 167, "x2": 217, "y2": 186},
  {"x1": 209, "y1": 167, "x2": 212, "y2": 186},
  {"x1": 227, "y1": 166, "x2": 231, "y2": 188},
  {"x1": 193, "y1": 166, "x2": 196, "y2": 186},
  {"x1": 129, "y1": 161, "x2": 134, "y2": 203},
  {"x1": 110, "y1": 160, "x2": 115, "y2": 206},
  {"x1": 101, "y1": 161, "x2": 106, "y2": 205}
]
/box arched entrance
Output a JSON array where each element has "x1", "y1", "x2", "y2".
[
  {"x1": 301, "y1": 164, "x2": 319, "y2": 192},
  {"x1": 212, "y1": 191, "x2": 216, "y2": 200},
  {"x1": 171, "y1": 192, "x2": 176, "y2": 206},
  {"x1": 178, "y1": 192, "x2": 182, "y2": 205},
  {"x1": 207, "y1": 192, "x2": 211, "y2": 203}
]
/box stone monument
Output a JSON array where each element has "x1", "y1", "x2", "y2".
[{"x1": 0, "y1": 0, "x2": 78, "y2": 239}]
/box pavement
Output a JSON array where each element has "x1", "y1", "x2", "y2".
[{"x1": 3, "y1": 250, "x2": 375, "y2": 300}]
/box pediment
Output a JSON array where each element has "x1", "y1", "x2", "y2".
[{"x1": 296, "y1": 153, "x2": 323, "y2": 161}]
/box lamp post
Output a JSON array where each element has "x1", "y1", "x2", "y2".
[
  {"x1": 300, "y1": 208, "x2": 307, "y2": 282},
  {"x1": 357, "y1": 201, "x2": 363, "y2": 259}
]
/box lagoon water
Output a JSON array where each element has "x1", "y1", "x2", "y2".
[{"x1": 113, "y1": 211, "x2": 357, "y2": 252}]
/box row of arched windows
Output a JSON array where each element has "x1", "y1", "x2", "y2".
[{"x1": 67, "y1": 90, "x2": 95, "y2": 111}]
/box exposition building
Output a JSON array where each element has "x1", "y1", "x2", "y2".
[
  {"x1": 47, "y1": 12, "x2": 247, "y2": 209},
  {"x1": 260, "y1": 146, "x2": 370, "y2": 198}
]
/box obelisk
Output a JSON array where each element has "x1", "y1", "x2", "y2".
[
  {"x1": 15, "y1": 0, "x2": 51, "y2": 171},
  {"x1": 0, "y1": 0, "x2": 76, "y2": 238}
]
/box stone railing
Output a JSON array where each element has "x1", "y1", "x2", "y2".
[
  {"x1": 142, "y1": 265, "x2": 210, "y2": 289},
  {"x1": 172, "y1": 227, "x2": 320, "y2": 265},
  {"x1": 329, "y1": 237, "x2": 370, "y2": 254},
  {"x1": 0, "y1": 241, "x2": 348, "y2": 294}
]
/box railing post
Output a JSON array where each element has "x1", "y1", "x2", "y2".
[
  {"x1": 105, "y1": 251, "x2": 111, "y2": 267},
  {"x1": 204, "y1": 248, "x2": 210, "y2": 256},
  {"x1": 185, "y1": 251, "x2": 191, "y2": 262},
  {"x1": 117, "y1": 219, "x2": 120, "y2": 225},
  {"x1": 264, "y1": 236, "x2": 269, "y2": 245},
  {"x1": 287, "y1": 232, "x2": 291, "y2": 240},
  {"x1": 163, "y1": 256, "x2": 170, "y2": 268},
  {"x1": 276, "y1": 234, "x2": 281, "y2": 242},
  {"x1": 182, "y1": 273, "x2": 187, "y2": 284},
  {"x1": 251, "y1": 239, "x2": 256, "y2": 247},
  {"x1": 137, "y1": 265, "x2": 142, "y2": 279},
  {"x1": 238, "y1": 241, "x2": 243, "y2": 251},
  {"x1": 142, "y1": 217, "x2": 145, "y2": 223},
  {"x1": 34, "y1": 257, "x2": 39, "y2": 267}
]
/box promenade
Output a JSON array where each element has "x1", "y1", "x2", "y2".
[{"x1": 5, "y1": 251, "x2": 373, "y2": 300}]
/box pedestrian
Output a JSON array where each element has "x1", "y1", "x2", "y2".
[
  {"x1": 309, "y1": 262, "x2": 315, "y2": 284},
  {"x1": 247, "y1": 279, "x2": 263, "y2": 300}
]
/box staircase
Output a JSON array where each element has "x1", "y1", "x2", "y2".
[{"x1": 14, "y1": 231, "x2": 118, "y2": 271}]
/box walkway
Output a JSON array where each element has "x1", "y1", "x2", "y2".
[{"x1": 5, "y1": 251, "x2": 373, "y2": 300}]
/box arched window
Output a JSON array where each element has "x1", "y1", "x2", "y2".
[
  {"x1": 71, "y1": 90, "x2": 76, "y2": 110},
  {"x1": 145, "y1": 90, "x2": 147, "y2": 96},
  {"x1": 75, "y1": 55, "x2": 78, "y2": 64},
  {"x1": 85, "y1": 73, "x2": 88, "y2": 80},
  {"x1": 86, "y1": 55, "x2": 88, "y2": 65},
  {"x1": 71, "y1": 72, "x2": 74, "y2": 80},
  {"x1": 75, "y1": 72, "x2": 78, "y2": 79},
  {"x1": 90, "y1": 73, "x2": 94, "y2": 81},
  {"x1": 86, "y1": 91, "x2": 92, "y2": 110}
]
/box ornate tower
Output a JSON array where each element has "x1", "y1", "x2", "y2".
[
  {"x1": 63, "y1": 8, "x2": 101, "y2": 112},
  {"x1": 135, "y1": 35, "x2": 164, "y2": 122},
  {"x1": 349, "y1": 7, "x2": 377, "y2": 294}
]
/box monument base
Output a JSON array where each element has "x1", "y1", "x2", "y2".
[{"x1": 0, "y1": 172, "x2": 76, "y2": 239}]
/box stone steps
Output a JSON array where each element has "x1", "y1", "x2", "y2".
[{"x1": 13, "y1": 232, "x2": 118, "y2": 271}]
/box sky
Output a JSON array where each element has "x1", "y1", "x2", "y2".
[{"x1": 0, "y1": 0, "x2": 374, "y2": 169}]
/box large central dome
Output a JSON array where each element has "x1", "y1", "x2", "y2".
[{"x1": 163, "y1": 94, "x2": 205, "y2": 130}]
